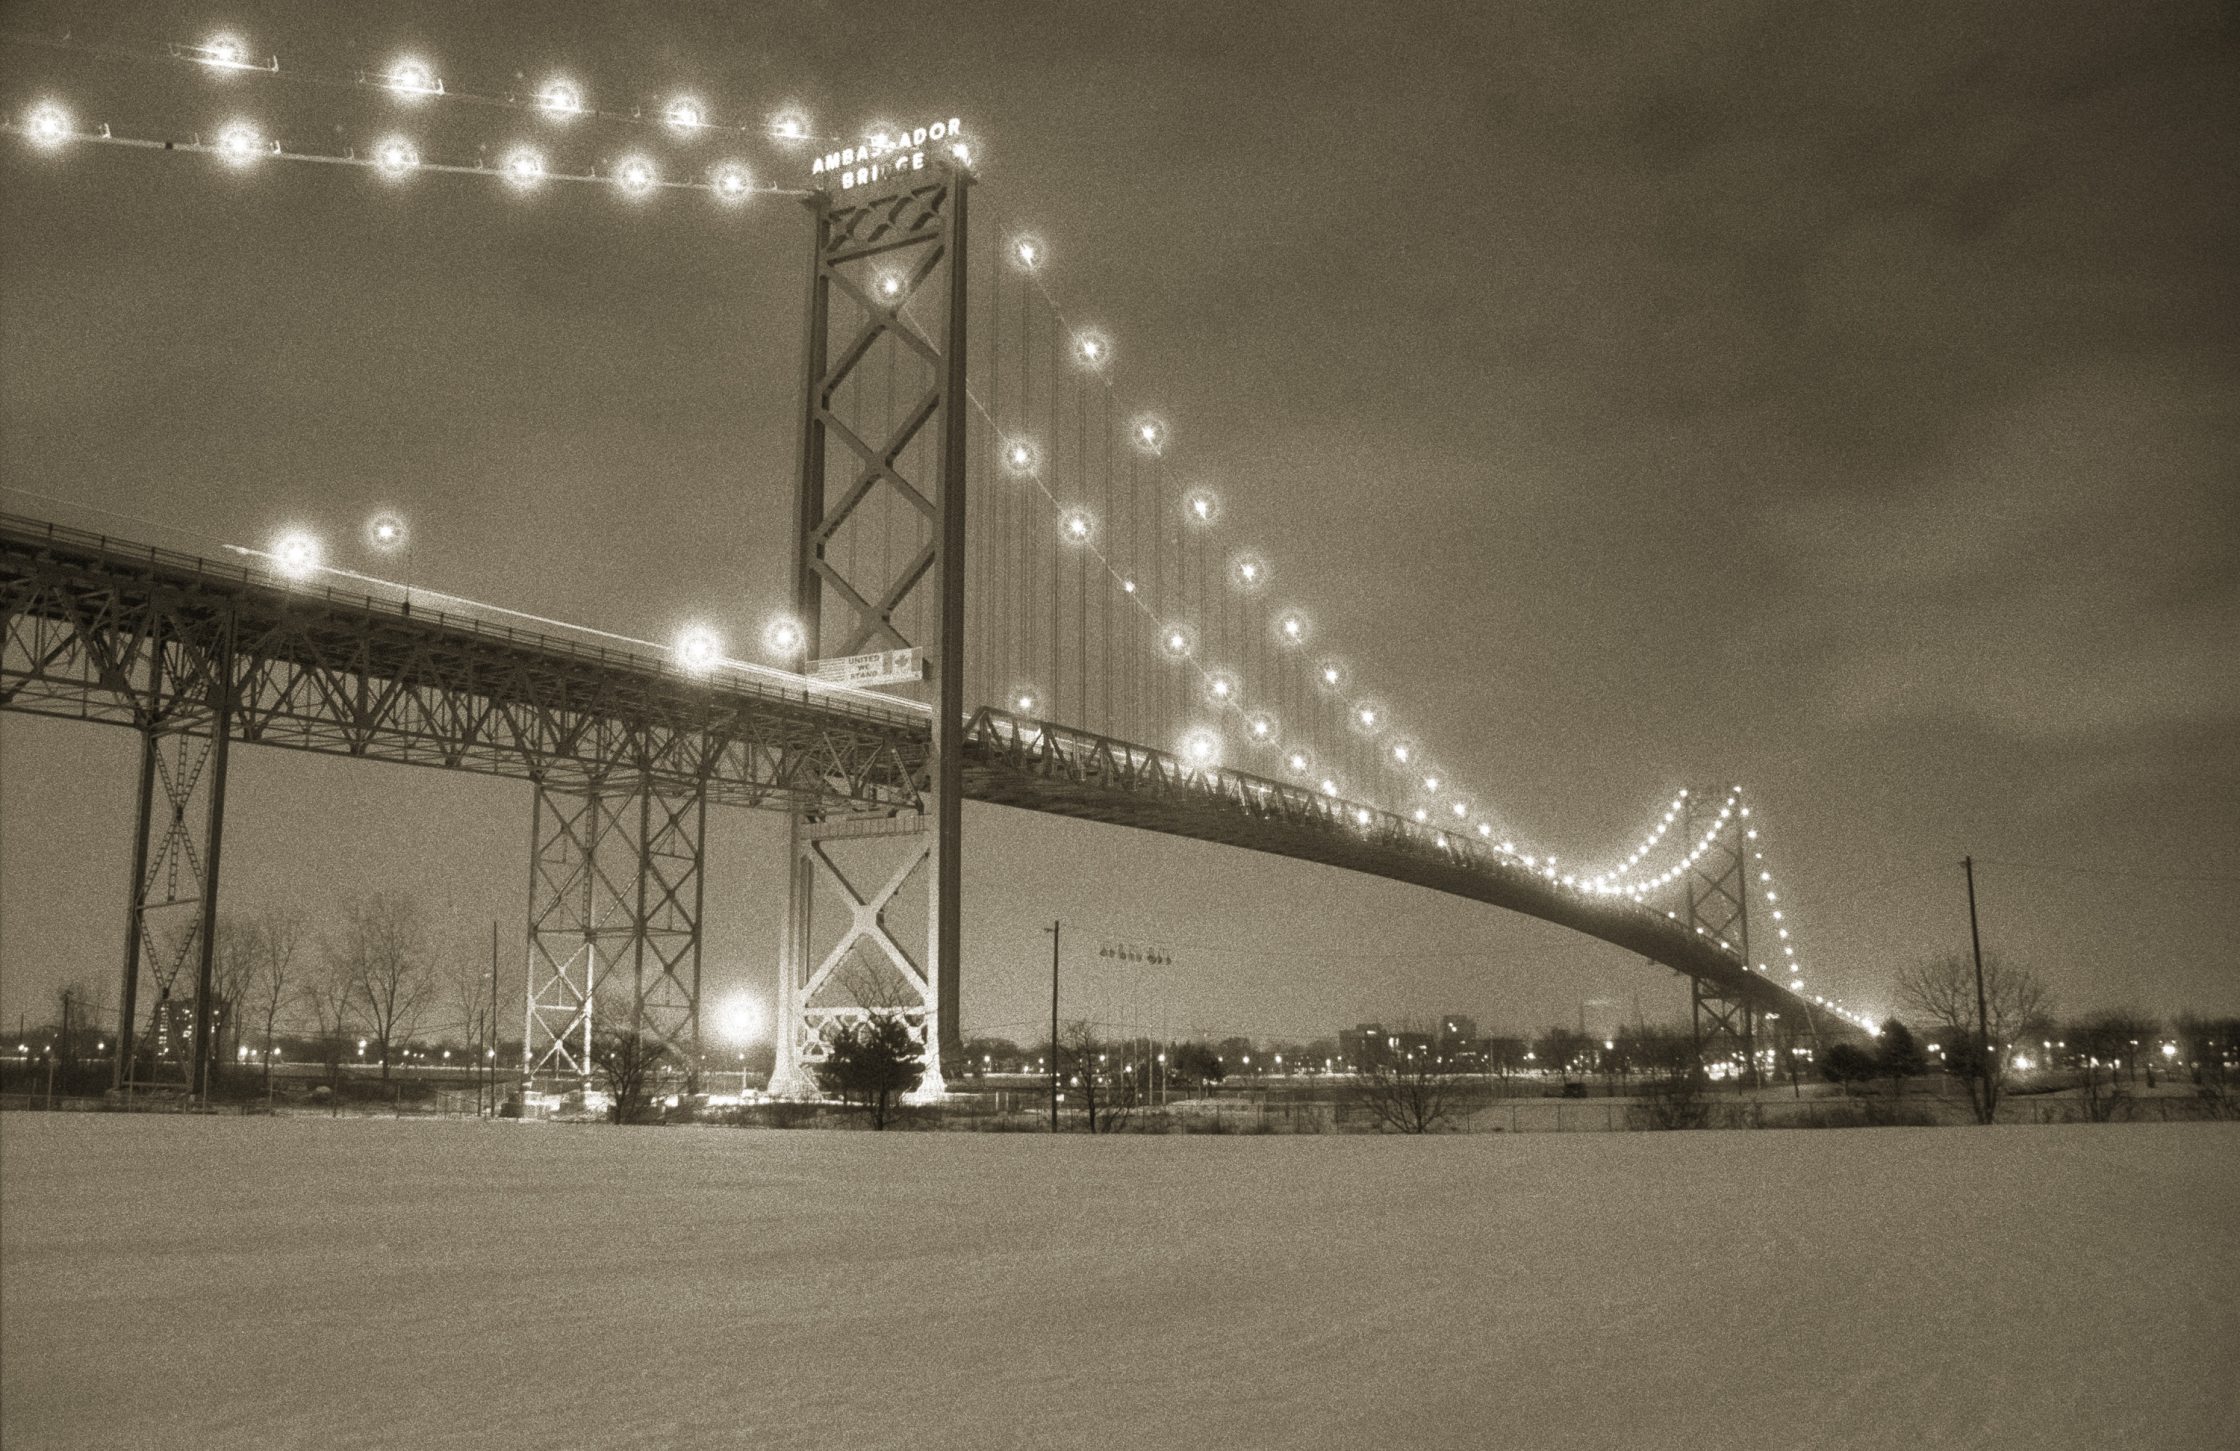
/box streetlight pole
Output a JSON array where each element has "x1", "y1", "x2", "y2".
[
  {"x1": 1963, "y1": 855, "x2": 1991, "y2": 1101},
  {"x1": 1045, "y1": 920, "x2": 1060, "y2": 1133}
]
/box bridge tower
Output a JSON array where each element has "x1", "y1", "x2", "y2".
[
  {"x1": 772, "y1": 150, "x2": 972, "y2": 1096},
  {"x1": 1681, "y1": 787, "x2": 1758, "y2": 1086}
]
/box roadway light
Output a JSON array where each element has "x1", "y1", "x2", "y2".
[
  {"x1": 1231, "y1": 553, "x2": 1267, "y2": 592},
  {"x1": 771, "y1": 112, "x2": 809, "y2": 142},
  {"x1": 272, "y1": 530, "x2": 321, "y2": 579},
  {"x1": 1002, "y1": 439, "x2": 1038, "y2": 474},
  {"x1": 1204, "y1": 672, "x2": 1237, "y2": 704},
  {"x1": 1316, "y1": 660, "x2": 1345, "y2": 692},
  {"x1": 1060, "y1": 510, "x2": 1095, "y2": 543},
  {"x1": 713, "y1": 164, "x2": 753, "y2": 202},
  {"x1": 1277, "y1": 612, "x2": 1306, "y2": 645},
  {"x1": 1184, "y1": 490, "x2": 1219, "y2": 525},
  {"x1": 25, "y1": 103, "x2": 72, "y2": 148},
  {"x1": 372, "y1": 137, "x2": 419, "y2": 177},
  {"x1": 367, "y1": 514, "x2": 407, "y2": 550},
  {"x1": 1074, "y1": 331, "x2": 1108, "y2": 367},
  {"x1": 200, "y1": 34, "x2": 253, "y2": 70},
  {"x1": 1132, "y1": 417, "x2": 1166, "y2": 453},
  {"x1": 615, "y1": 156, "x2": 658, "y2": 196},
  {"x1": 386, "y1": 57, "x2": 441, "y2": 97},
  {"x1": 1012, "y1": 236, "x2": 1043, "y2": 269},
  {"x1": 537, "y1": 79, "x2": 584, "y2": 118},
  {"x1": 665, "y1": 97, "x2": 706, "y2": 133},
  {"x1": 1179, "y1": 728, "x2": 1221, "y2": 770},
  {"x1": 761, "y1": 615, "x2": 805, "y2": 659},
  {"x1": 675, "y1": 626, "x2": 723, "y2": 674},
  {"x1": 503, "y1": 148, "x2": 546, "y2": 188},
  {"x1": 216, "y1": 122, "x2": 268, "y2": 167}
]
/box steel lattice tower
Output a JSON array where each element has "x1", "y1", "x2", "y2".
[
  {"x1": 772, "y1": 158, "x2": 972, "y2": 1096},
  {"x1": 1682, "y1": 787, "x2": 1757, "y2": 1085}
]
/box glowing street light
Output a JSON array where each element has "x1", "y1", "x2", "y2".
[
  {"x1": 1179, "y1": 728, "x2": 1221, "y2": 771},
  {"x1": 372, "y1": 137, "x2": 419, "y2": 177},
  {"x1": 675, "y1": 626, "x2": 724, "y2": 673},
  {"x1": 877, "y1": 272, "x2": 906, "y2": 300},
  {"x1": 713, "y1": 164, "x2": 753, "y2": 202},
  {"x1": 537, "y1": 79, "x2": 584, "y2": 118},
  {"x1": 1013, "y1": 690, "x2": 1038, "y2": 714},
  {"x1": 386, "y1": 58, "x2": 441, "y2": 97},
  {"x1": 1317, "y1": 660, "x2": 1345, "y2": 691},
  {"x1": 503, "y1": 148, "x2": 545, "y2": 189},
  {"x1": 1245, "y1": 712, "x2": 1275, "y2": 742},
  {"x1": 1060, "y1": 510, "x2": 1094, "y2": 543},
  {"x1": 272, "y1": 530, "x2": 321, "y2": 579},
  {"x1": 761, "y1": 615, "x2": 806, "y2": 659},
  {"x1": 1003, "y1": 439, "x2": 1038, "y2": 474},
  {"x1": 664, "y1": 97, "x2": 706, "y2": 133},
  {"x1": 1277, "y1": 612, "x2": 1306, "y2": 644},
  {"x1": 1285, "y1": 749, "x2": 1313, "y2": 775},
  {"x1": 1353, "y1": 701, "x2": 1384, "y2": 733},
  {"x1": 25, "y1": 103, "x2": 72, "y2": 148},
  {"x1": 200, "y1": 34, "x2": 253, "y2": 70},
  {"x1": 1231, "y1": 553, "x2": 1267, "y2": 591},
  {"x1": 1074, "y1": 331, "x2": 1109, "y2": 367},
  {"x1": 367, "y1": 514, "x2": 407, "y2": 550},
  {"x1": 615, "y1": 156, "x2": 658, "y2": 196},
  {"x1": 1183, "y1": 490, "x2": 1219, "y2": 525},
  {"x1": 1013, "y1": 236, "x2": 1043, "y2": 269},
  {"x1": 771, "y1": 112, "x2": 808, "y2": 142},
  {"x1": 216, "y1": 123, "x2": 268, "y2": 167},
  {"x1": 1205, "y1": 672, "x2": 1237, "y2": 703},
  {"x1": 1132, "y1": 417, "x2": 1166, "y2": 453}
]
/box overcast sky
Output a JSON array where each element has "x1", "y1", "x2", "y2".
[{"x1": 2, "y1": 0, "x2": 2234, "y2": 1045}]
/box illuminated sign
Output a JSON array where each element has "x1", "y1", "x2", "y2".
[
  {"x1": 811, "y1": 118, "x2": 964, "y2": 191},
  {"x1": 809, "y1": 647, "x2": 925, "y2": 688}
]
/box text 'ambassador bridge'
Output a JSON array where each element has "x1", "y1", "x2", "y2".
[{"x1": 0, "y1": 28, "x2": 1874, "y2": 1100}]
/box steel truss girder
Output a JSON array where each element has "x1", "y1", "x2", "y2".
[
  {"x1": 786, "y1": 165, "x2": 970, "y2": 1083},
  {"x1": 523, "y1": 777, "x2": 707, "y2": 1086},
  {"x1": 959, "y1": 707, "x2": 1813, "y2": 1020},
  {"x1": 0, "y1": 515, "x2": 927, "y2": 814}
]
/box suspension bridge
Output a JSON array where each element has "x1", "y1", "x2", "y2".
[{"x1": 0, "y1": 30, "x2": 1871, "y2": 1101}]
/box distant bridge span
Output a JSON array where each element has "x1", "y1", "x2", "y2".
[{"x1": 3, "y1": 513, "x2": 1815, "y2": 1094}]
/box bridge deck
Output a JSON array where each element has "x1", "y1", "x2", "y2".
[{"x1": 3, "y1": 512, "x2": 1814, "y2": 1021}]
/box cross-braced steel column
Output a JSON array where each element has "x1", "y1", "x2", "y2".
[
  {"x1": 115, "y1": 616, "x2": 236, "y2": 1100},
  {"x1": 775, "y1": 158, "x2": 970, "y2": 1096},
  {"x1": 1683, "y1": 787, "x2": 1756, "y2": 1085},
  {"x1": 522, "y1": 776, "x2": 706, "y2": 1089}
]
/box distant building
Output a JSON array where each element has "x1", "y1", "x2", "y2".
[{"x1": 1437, "y1": 1015, "x2": 1478, "y2": 1050}]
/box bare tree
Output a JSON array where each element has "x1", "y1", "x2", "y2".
[
  {"x1": 590, "y1": 998, "x2": 673, "y2": 1126},
  {"x1": 297, "y1": 951, "x2": 355, "y2": 1090},
  {"x1": 1057, "y1": 1020, "x2": 1133, "y2": 1133},
  {"x1": 328, "y1": 893, "x2": 433, "y2": 1084},
  {"x1": 207, "y1": 916, "x2": 261, "y2": 1077},
  {"x1": 1347, "y1": 1028, "x2": 1485, "y2": 1133},
  {"x1": 1898, "y1": 953, "x2": 2051, "y2": 1124},
  {"x1": 245, "y1": 911, "x2": 306, "y2": 1098}
]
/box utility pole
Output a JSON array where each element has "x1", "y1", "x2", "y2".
[
  {"x1": 1045, "y1": 920, "x2": 1060, "y2": 1133},
  {"x1": 1963, "y1": 856, "x2": 1992, "y2": 1100},
  {"x1": 487, "y1": 920, "x2": 499, "y2": 1119}
]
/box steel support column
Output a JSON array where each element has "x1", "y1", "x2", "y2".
[
  {"x1": 779, "y1": 158, "x2": 971, "y2": 1094},
  {"x1": 522, "y1": 777, "x2": 706, "y2": 1090},
  {"x1": 113, "y1": 615, "x2": 236, "y2": 1099}
]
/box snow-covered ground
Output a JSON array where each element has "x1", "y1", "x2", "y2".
[{"x1": 3, "y1": 1118, "x2": 2233, "y2": 1450}]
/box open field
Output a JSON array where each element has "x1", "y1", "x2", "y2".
[{"x1": 3, "y1": 1117, "x2": 2234, "y2": 1450}]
